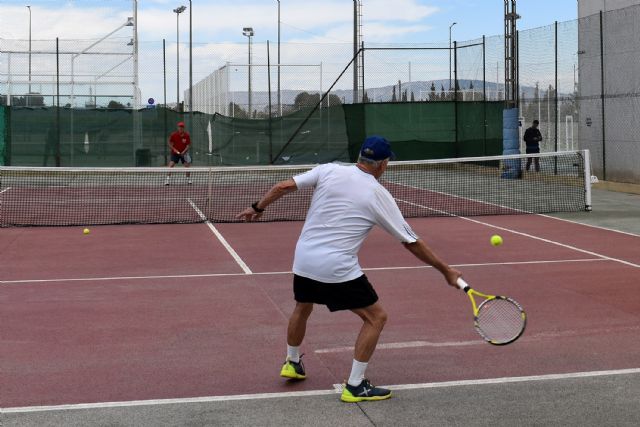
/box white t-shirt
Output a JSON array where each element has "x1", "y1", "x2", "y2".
[{"x1": 292, "y1": 163, "x2": 419, "y2": 283}]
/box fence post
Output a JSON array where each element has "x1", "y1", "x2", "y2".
[
  {"x1": 56, "y1": 37, "x2": 60, "y2": 167},
  {"x1": 163, "y1": 39, "x2": 168, "y2": 166},
  {"x1": 454, "y1": 41, "x2": 458, "y2": 156},
  {"x1": 555, "y1": 21, "x2": 559, "y2": 154},
  {"x1": 599, "y1": 10, "x2": 606, "y2": 180},
  {"x1": 483, "y1": 35, "x2": 487, "y2": 155}
]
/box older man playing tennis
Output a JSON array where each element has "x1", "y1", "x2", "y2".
[{"x1": 236, "y1": 136, "x2": 461, "y2": 402}]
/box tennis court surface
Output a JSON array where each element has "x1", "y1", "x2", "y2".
[{"x1": 2, "y1": 188, "x2": 640, "y2": 426}]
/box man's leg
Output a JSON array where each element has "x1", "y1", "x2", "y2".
[
  {"x1": 351, "y1": 302, "x2": 387, "y2": 363},
  {"x1": 280, "y1": 302, "x2": 313, "y2": 380},
  {"x1": 184, "y1": 161, "x2": 192, "y2": 183},
  {"x1": 287, "y1": 302, "x2": 313, "y2": 347},
  {"x1": 525, "y1": 157, "x2": 532, "y2": 171},
  {"x1": 534, "y1": 157, "x2": 540, "y2": 172},
  {"x1": 340, "y1": 302, "x2": 391, "y2": 402},
  {"x1": 165, "y1": 161, "x2": 175, "y2": 185}
]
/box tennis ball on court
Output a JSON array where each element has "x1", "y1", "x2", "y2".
[
  {"x1": 490, "y1": 234, "x2": 503, "y2": 246},
  {"x1": 83, "y1": 228, "x2": 90, "y2": 235}
]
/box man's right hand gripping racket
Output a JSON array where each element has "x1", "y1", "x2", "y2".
[{"x1": 457, "y1": 278, "x2": 526, "y2": 345}]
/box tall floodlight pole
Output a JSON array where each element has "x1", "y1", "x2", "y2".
[
  {"x1": 27, "y1": 5, "x2": 32, "y2": 104},
  {"x1": 449, "y1": 22, "x2": 457, "y2": 96},
  {"x1": 504, "y1": 0, "x2": 520, "y2": 108},
  {"x1": 243, "y1": 27, "x2": 254, "y2": 118},
  {"x1": 189, "y1": 0, "x2": 192, "y2": 114},
  {"x1": 277, "y1": 0, "x2": 281, "y2": 116},
  {"x1": 173, "y1": 5, "x2": 186, "y2": 111}
]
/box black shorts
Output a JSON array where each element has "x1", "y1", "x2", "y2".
[
  {"x1": 293, "y1": 274, "x2": 379, "y2": 312},
  {"x1": 170, "y1": 152, "x2": 192, "y2": 164},
  {"x1": 525, "y1": 146, "x2": 540, "y2": 154}
]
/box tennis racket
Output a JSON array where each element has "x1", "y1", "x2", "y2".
[{"x1": 457, "y1": 278, "x2": 526, "y2": 345}]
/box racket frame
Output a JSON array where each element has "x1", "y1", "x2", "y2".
[{"x1": 457, "y1": 278, "x2": 527, "y2": 345}]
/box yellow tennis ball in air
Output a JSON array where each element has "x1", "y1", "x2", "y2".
[
  {"x1": 490, "y1": 234, "x2": 503, "y2": 246},
  {"x1": 83, "y1": 228, "x2": 90, "y2": 235}
]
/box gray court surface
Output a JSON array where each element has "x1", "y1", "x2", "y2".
[{"x1": 2, "y1": 188, "x2": 639, "y2": 427}]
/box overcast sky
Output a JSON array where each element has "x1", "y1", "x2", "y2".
[
  {"x1": 0, "y1": 1, "x2": 579, "y2": 105},
  {"x1": 0, "y1": 0, "x2": 578, "y2": 44}
]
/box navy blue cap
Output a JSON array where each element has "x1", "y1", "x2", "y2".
[{"x1": 360, "y1": 135, "x2": 395, "y2": 161}]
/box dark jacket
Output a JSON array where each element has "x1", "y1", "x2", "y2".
[{"x1": 523, "y1": 127, "x2": 542, "y2": 148}]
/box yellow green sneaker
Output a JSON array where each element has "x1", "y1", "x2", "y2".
[
  {"x1": 340, "y1": 379, "x2": 392, "y2": 402},
  {"x1": 280, "y1": 355, "x2": 306, "y2": 380}
]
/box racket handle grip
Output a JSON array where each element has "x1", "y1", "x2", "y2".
[{"x1": 456, "y1": 278, "x2": 470, "y2": 292}]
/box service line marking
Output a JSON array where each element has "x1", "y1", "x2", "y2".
[{"x1": 187, "y1": 198, "x2": 252, "y2": 274}]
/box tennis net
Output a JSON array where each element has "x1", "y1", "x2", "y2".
[{"x1": 0, "y1": 150, "x2": 592, "y2": 227}]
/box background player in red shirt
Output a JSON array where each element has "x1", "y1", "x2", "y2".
[{"x1": 166, "y1": 121, "x2": 192, "y2": 185}]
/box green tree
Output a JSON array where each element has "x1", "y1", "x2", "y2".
[{"x1": 108, "y1": 100, "x2": 125, "y2": 109}]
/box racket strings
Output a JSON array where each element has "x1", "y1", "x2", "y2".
[{"x1": 476, "y1": 298, "x2": 524, "y2": 343}]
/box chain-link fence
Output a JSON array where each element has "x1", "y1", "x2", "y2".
[{"x1": 1, "y1": 5, "x2": 640, "y2": 182}]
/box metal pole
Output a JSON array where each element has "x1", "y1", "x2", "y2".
[
  {"x1": 554, "y1": 21, "x2": 559, "y2": 155},
  {"x1": 27, "y1": 5, "x2": 32, "y2": 102},
  {"x1": 277, "y1": 0, "x2": 281, "y2": 116},
  {"x1": 249, "y1": 34, "x2": 252, "y2": 117},
  {"x1": 449, "y1": 22, "x2": 456, "y2": 97},
  {"x1": 353, "y1": 0, "x2": 358, "y2": 104},
  {"x1": 483, "y1": 35, "x2": 486, "y2": 155},
  {"x1": 56, "y1": 37, "x2": 60, "y2": 167},
  {"x1": 133, "y1": 1, "x2": 139, "y2": 109},
  {"x1": 176, "y1": 13, "x2": 180, "y2": 109},
  {"x1": 173, "y1": 6, "x2": 186, "y2": 111},
  {"x1": 189, "y1": 0, "x2": 193, "y2": 115},
  {"x1": 163, "y1": 39, "x2": 168, "y2": 165},
  {"x1": 600, "y1": 10, "x2": 606, "y2": 180},
  {"x1": 454, "y1": 40, "x2": 458, "y2": 156},
  {"x1": 267, "y1": 40, "x2": 273, "y2": 163}
]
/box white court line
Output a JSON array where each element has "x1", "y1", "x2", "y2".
[
  {"x1": 0, "y1": 258, "x2": 606, "y2": 285},
  {"x1": 316, "y1": 340, "x2": 483, "y2": 354},
  {"x1": 315, "y1": 324, "x2": 640, "y2": 354},
  {"x1": 0, "y1": 186, "x2": 11, "y2": 194},
  {"x1": 3, "y1": 368, "x2": 639, "y2": 413},
  {"x1": 397, "y1": 198, "x2": 640, "y2": 269},
  {"x1": 187, "y1": 199, "x2": 252, "y2": 274},
  {"x1": 538, "y1": 213, "x2": 640, "y2": 238}
]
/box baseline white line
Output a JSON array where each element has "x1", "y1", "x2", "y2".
[
  {"x1": 0, "y1": 258, "x2": 606, "y2": 285},
  {"x1": 187, "y1": 199, "x2": 252, "y2": 274},
  {"x1": 398, "y1": 198, "x2": 640, "y2": 269},
  {"x1": 0, "y1": 187, "x2": 11, "y2": 194},
  {"x1": 3, "y1": 368, "x2": 639, "y2": 413},
  {"x1": 0, "y1": 259, "x2": 605, "y2": 285}
]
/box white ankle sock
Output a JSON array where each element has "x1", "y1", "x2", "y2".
[
  {"x1": 287, "y1": 345, "x2": 300, "y2": 363},
  {"x1": 347, "y1": 359, "x2": 368, "y2": 387}
]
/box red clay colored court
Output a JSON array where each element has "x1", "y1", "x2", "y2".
[{"x1": 2, "y1": 211, "x2": 639, "y2": 414}]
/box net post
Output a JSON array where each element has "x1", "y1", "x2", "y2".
[{"x1": 583, "y1": 149, "x2": 592, "y2": 212}]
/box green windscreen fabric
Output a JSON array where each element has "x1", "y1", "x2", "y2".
[
  {"x1": 211, "y1": 105, "x2": 350, "y2": 166},
  {"x1": 344, "y1": 101, "x2": 503, "y2": 161},
  {"x1": 5, "y1": 102, "x2": 502, "y2": 166}
]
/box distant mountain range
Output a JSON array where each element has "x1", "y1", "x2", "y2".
[{"x1": 224, "y1": 79, "x2": 552, "y2": 108}]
